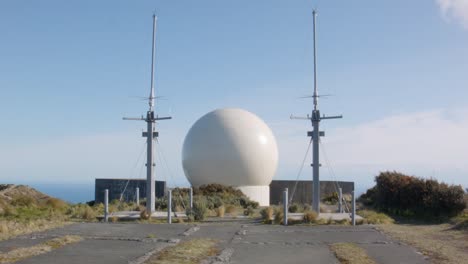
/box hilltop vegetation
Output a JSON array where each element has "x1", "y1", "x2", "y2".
[{"x1": 0, "y1": 184, "x2": 110, "y2": 240}]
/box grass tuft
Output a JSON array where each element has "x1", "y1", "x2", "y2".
[
  {"x1": 330, "y1": 242, "x2": 376, "y2": 264},
  {"x1": 0, "y1": 235, "x2": 82, "y2": 263},
  {"x1": 215, "y1": 205, "x2": 225, "y2": 218},
  {"x1": 303, "y1": 210, "x2": 318, "y2": 223},
  {"x1": 358, "y1": 210, "x2": 395, "y2": 224},
  {"x1": 145, "y1": 239, "x2": 219, "y2": 264}
]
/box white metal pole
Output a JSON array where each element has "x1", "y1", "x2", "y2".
[
  {"x1": 104, "y1": 189, "x2": 109, "y2": 223},
  {"x1": 283, "y1": 188, "x2": 288, "y2": 226},
  {"x1": 189, "y1": 187, "x2": 193, "y2": 209},
  {"x1": 312, "y1": 9, "x2": 318, "y2": 110},
  {"x1": 146, "y1": 119, "x2": 155, "y2": 214},
  {"x1": 136, "y1": 187, "x2": 140, "y2": 206},
  {"x1": 338, "y1": 188, "x2": 343, "y2": 213},
  {"x1": 168, "y1": 189, "x2": 172, "y2": 224},
  {"x1": 352, "y1": 191, "x2": 356, "y2": 226},
  {"x1": 311, "y1": 9, "x2": 321, "y2": 214}
]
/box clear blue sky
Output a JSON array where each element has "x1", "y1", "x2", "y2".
[{"x1": 1, "y1": 0, "x2": 467, "y2": 201}]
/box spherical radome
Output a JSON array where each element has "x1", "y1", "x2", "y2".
[{"x1": 182, "y1": 108, "x2": 278, "y2": 205}]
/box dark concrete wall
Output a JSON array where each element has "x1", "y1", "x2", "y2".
[
  {"x1": 95, "y1": 179, "x2": 166, "y2": 203},
  {"x1": 269, "y1": 180, "x2": 354, "y2": 205}
]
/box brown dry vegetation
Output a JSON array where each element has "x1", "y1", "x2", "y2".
[
  {"x1": 377, "y1": 222, "x2": 468, "y2": 264},
  {"x1": 0, "y1": 184, "x2": 105, "y2": 241},
  {"x1": 0, "y1": 219, "x2": 71, "y2": 241},
  {"x1": 145, "y1": 239, "x2": 220, "y2": 264},
  {"x1": 0, "y1": 235, "x2": 82, "y2": 263},
  {"x1": 330, "y1": 243, "x2": 376, "y2": 264}
]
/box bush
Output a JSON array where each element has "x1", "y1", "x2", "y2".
[
  {"x1": 225, "y1": 205, "x2": 237, "y2": 214},
  {"x1": 289, "y1": 203, "x2": 300, "y2": 213},
  {"x1": 195, "y1": 184, "x2": 244, "y2": 197},
  {"x1": 45, "y1": 198, "x2": 68, "y2": 211},
  {"x1": 11, "y1": 195, "x2": 35, "y2": 207},
  {"x1": 303, "y1": 210, "x2": 318, "y2": 223},
  {"x1": 215, "y1": 205, "x2": 225, "y2": 218},
  {"x1": 322, "y1": 192, "x2": 339, "y2": 204},
  {"x1": 155, "y1": 198, "x2": 167, "y2": 211},
  {"x1": 193, "y1": 200, "x2": 208, "y2": 221},
  {"x1": 360, "y1": 171, "x2": 466, "y2": 218},
  {"x1": 303, "y1": 204, "x2": 312, "y2": 212},
  {"x1": 244, "y1": 206, "x2": 254, "y2": 216},
  {"x1": 274, "y1": 209, "x2": 284, "y2": 224},
  {"x1": 82, "y1": 206, "x2": 96, "y2": 220},
  {"x1": 140, "y1": 209, "x2": 150, "y2": 220},
  {"x1": 260, "y1": 207, "x2": 274, "y2": 223},
  {"x1": 185, "y1": 208, "x2": 194, "y2": 222}
]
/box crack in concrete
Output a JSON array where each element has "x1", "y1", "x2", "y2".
[{"x1": 181, "y1": 225, "x2": 200, "y2": 236}]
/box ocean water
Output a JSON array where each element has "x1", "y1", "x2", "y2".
[{"x1": 26, "y1": 182, "x2": 95, "y2": 204}]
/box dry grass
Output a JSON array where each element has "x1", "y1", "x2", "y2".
[
  {"x1": 225, "y1": 205, "x2": 237, "y2": 214},
  {"x1": 358, "y1": 210, "x2": 394, "y2": 225},
  {"x1": 330, "y1": 242, "x2": 376, "y2": 264},
  {"x1": 145, "y1": 239, "x2": 220, "y2": 264},
  {"x1": 0, "y1": 219, "x2": 71, "y2": 241},
  {"x1": 215, "y1": 205, "x2": 225, "y2": 218},
  {"x1": 378, "y1": 223, "x2": 468, "y2": 264},
  {"x1": 0, "y1": 235, "x2": 82, "y2": 263},
  {"x1": 303, "y1": 210, "x2": 318, "y2": 223}
]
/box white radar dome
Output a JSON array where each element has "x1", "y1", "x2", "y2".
[{"x1": 182, "y1": 108, "x2": 278, "y2": 206}]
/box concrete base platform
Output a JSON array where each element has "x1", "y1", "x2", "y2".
[
  {"x1": 98, "y1": 211, "x2": 186, "y2": 221},
  {"x1": 0, "y1": 222, "x2": 428, "y2": 264},
  {"x1": 289, "y1": 212, "x2": 363, "y2": 221}
]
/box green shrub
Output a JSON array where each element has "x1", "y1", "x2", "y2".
[
  {"x1": 322, "y1": 192, "x2": 339, "y2": 204},
  {"x1": 1, "y1": 205, "x2": 16, "y2": 217},
  {"x1": 240, "y1": 197, "x2": 259, "y2": 209},
  {"x1": 155, "y1": 197, "x2": 168, "y2": 210},
  {"x1": 244, "y1": 206, "x2": 254, "y2": 216},
  {"x1": 193, "y1": 200, "x2": 208, "y2": 221},
  {"x1": 11, "y1": 195, "x2": 35, "y2": 207},
  {"x1": 360, "y1": 171, "x2": 466, "y2": 218},
  {"x1": 289, "y1": 203, "x2": 300, "y2": 213},
  {"x1": 195, "y1": 184, "x2": 244, "y2": 197}
]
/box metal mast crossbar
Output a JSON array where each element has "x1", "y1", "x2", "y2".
[
  {"x1": 123, "y1": 14, "x2": 171, "y2": 214},
  {"x1": 290, "y1": 10, "x2": 342, "y2": 214}
]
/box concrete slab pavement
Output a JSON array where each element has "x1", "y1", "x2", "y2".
[{"x1": 0, "y1": 222, "x2": 429, "y2": 264}]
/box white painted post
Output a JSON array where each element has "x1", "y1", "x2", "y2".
[
  {"x1": 283, "y1": 188, "x2": 288, "y2": 226},
  {"x1": 168, "y1": 189, "x2": 172, "y2": 224},
  {"x1": 189, "y1": 187, "x2": 193, "y2": 209},
  {"x1": 104, "y1": 189, "x2": 109, "y2": 223},
  {"x1": 136, "y1": 187, "x2": 140, "y2": 206},
  {"x1": 338, "y1": 188, "x2": 343, "y2": 213},
  {"x1": 352, "y1": 191, "x2": 356, "y2": 226}
]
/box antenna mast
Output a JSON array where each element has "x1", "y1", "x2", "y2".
[
  {"x1": 123, "y1": 14, "x2": 172, "y2": 215},
  {"x1": 149, "y1": 14, "x2": 156, "y2": 111},
  {"x1": 291, "y1": 10, "x2": 342, "y2": 214},
  {"x1": 313, "y1": 9, "x2": 318, "y2": 111}
]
